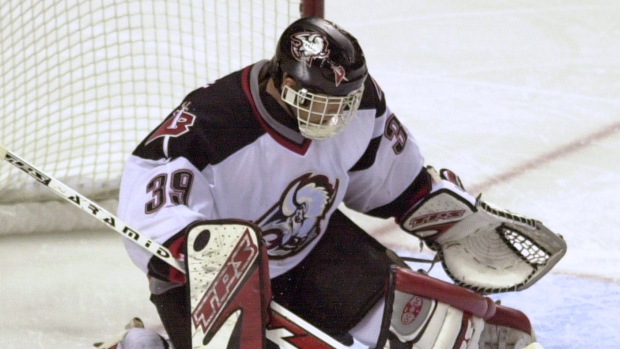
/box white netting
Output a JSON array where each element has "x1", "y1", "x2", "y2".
[{"x1": 0, "y1": 0, "x2": 300, "y2": 234}]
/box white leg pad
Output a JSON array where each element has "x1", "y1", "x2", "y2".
[{"x1": 422, "y1": 306, "x2": 463, "y2": 349}]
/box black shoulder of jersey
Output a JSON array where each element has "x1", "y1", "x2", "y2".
[
  {"x1": 348, "y1": 74, "x2": 389, "y2": 172},
  {"x1": 133, "y1": 66, "x2": 266, "y2": 170},
  {"x1": 359, "y1": 74, "x2": 387, "y2": 118}
]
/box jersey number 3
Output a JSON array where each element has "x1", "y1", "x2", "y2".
[
  {"x1": 145, "y1": 170, "x2": 194, "y2": 214},
  {"x1": 385, "y1": 113, "x2": 407, "y2": 154}
]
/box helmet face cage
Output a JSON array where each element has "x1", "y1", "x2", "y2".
[{"x1": 281, "y1": 84, "x2": 364, "y2": 139}]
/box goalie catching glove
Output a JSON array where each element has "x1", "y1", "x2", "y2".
[{"x1": 399, "y1": 167, "x2": 567, "y2": 294}]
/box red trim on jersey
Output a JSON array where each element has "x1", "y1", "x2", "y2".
[
  {"x1": 168, "y1": 236, "x2": 187, "y2": 284},
  {"x1": 394, "y1": 169, "x2": 432, "y2": 224},
  {"x1": 240, "y1": 66, "x2": 311, "y2": 155}
]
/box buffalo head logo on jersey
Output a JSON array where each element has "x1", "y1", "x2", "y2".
[
  {"x1": 146, "y1": 101, "x2": 195, "y2": 145},
  {"x1": 257, "y1": 173, "x2": 339, "y2": 259}
]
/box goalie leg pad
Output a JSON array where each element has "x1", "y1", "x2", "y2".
[
  {"x1": 479, "y1": 305, "x2": 541, "y2": 349},
  {"x1": 185, "y1": 220, "x2": 271, "y2": 349},
  {"x1": 384, "y1": 267, "x2": 542, "y2": 349},
  {"x1": 386, "y1": 266, "x2": 491, "y2": 349}
]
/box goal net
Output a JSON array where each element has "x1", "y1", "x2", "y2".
[{"x1": 0, "y1": 0, "x2": 319, "y2": 235}]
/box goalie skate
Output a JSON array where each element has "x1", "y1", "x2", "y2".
[{"x1": 93, "y1": 318, "x2": 170, "y2": 349}]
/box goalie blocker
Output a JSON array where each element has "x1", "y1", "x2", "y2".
[
  {"x1": 184, "y1": 220, "x2": 270, "y2": 348},
  {"x1": 399, "y1": 167, "x2": 567, "y2": 294},
  {"x1": 182, "y1": 220, "x2": 354, "y2": 349}
]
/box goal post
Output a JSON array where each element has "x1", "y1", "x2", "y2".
[
  {"x1": 0, "y1": 0, "x2": 324, "y2": 235},
  {"x1": 300, "y1": 0, "x2": 324, "y2": 17}
]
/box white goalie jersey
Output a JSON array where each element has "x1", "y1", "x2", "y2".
[{"x1": 117, "y1": 60, "x2": 426, "y2": 283}]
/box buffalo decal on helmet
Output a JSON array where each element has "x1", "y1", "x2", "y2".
[
  {"x1": 256, "y1": 173, "x2": 339, "y2": 259},
  {"x1": 289, "y1": 31, "x2": 348, "y2": 87},
  {"x1": 290, "y1": 32, "x2": 330, "y2": 67}
]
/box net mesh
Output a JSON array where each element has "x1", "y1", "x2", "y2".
[
  {"x1": 0, "y1": 0, "x2": 299, "y2": 234},
  {"x1": 498, "y1": 224, "x2": 550, "y2": 266}
]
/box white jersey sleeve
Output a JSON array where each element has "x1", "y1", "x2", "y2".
[
  {"x1": 343, "y1": 78, "x2": 426, "y2": 216},
  {"x1": 118, "y1": 155, "x2": 213, "y2": 277}
]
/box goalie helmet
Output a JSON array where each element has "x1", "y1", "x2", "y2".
[{"x1": 270, "y1": 17, "x2": 368, "y2": 139}]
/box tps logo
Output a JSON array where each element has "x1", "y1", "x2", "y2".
[
  {"x1": 146, "y1": 101, "x2": 195, "y2": 145},
  {"x1": 191, "y1": 228, "x2": 258, "y2": 334},
  {"x1": 405, "y1": 210, "x2": 466, "y2": 230}
]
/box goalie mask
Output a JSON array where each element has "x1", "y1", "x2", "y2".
[{"x1": 270, "y1": 17, "x2": 368, "y2": 139}]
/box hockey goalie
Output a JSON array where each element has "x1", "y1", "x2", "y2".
[{"x1": 107, "y1": 16, "x2": 566, "y2": 349}]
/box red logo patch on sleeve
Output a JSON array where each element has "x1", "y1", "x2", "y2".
[{"x1": 146, "y1": 101, "x2": 196, "y2": 145}]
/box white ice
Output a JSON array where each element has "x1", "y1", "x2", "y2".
[{"x1": 1, "y1": 1, "x2": 619, "y2": 348}]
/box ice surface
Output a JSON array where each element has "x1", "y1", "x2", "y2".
[{"x1": 1, "y1": 1, "x2": 619, "y2": 348}]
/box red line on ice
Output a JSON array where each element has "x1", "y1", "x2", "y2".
[{"x1": 371, "y1": 120, "x2": 620, "y2": 238}]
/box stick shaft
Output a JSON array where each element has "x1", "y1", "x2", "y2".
[{"x1": 0, "y1": 144, "x2": 185, "y2": 273}]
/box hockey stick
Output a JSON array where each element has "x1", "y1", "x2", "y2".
[
  {"x1": 0, "y1": 144, "x2": 348, "y2": 349},
  {"x1": 0, "y1": 144, "x2": 185, "y2": 272}
]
